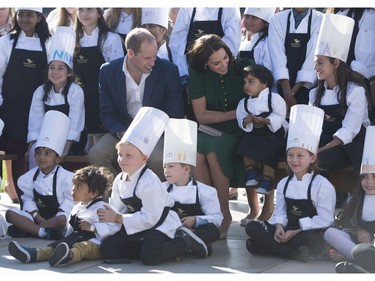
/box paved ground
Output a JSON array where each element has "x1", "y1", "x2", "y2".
[{"x1": 0, "y1": 191, "x2": 340, "y2": 277}]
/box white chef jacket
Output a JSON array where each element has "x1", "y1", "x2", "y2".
[
  {"x1": 239, "y1": 32, "x2": 272, "y2": 71},
  {"x1": 236, "y1": 88, "x2": 288, "y2": 134},
  {"x1": 309, "y1": 82, "x2": 371, "y2": 145},
  {"x1": 163, "y1": 179, "x2": 223, "y2": 228},
  {"x1": 272, "y1": 172, "x2": 336, "y2": 231},
  {"x1": 79, "y1": 26, "x2": 124, "y2": 62},
  {"x1": 169, "y1": 7, "x2": 242, "y2": 79},
  {"x1": 16, "y1": 165, "x2": 75, "y2": 222},
  {"x1": 268, "y1": 8, "x2": 323, "y2": 88},
  {"x1": 27, "y1": 82, "x2": 85, "y2": 142},
  {"x1": 110, "y1": 165, "x2": 182, "y2": 238},
  {"x1": 66, "y1": 198, "x2": 121, "y2": 245}
]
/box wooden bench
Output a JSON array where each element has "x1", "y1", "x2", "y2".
[{"x1": 60, "y1": 154, "x2": 89, "y2": 172}]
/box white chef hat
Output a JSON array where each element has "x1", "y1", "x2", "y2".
[
  {"x1": 48, "y1": 26, "x2": 76, "y2": 69},
  {"x1": 163, "y1": 119, "x2": 197, "y2": 167},
  {"x1": 141, "y1": 8, "x2": 169, "y2": 29},
  {"x1": 243, "y1": 7, "x2": 276, "y2": 23},
  {"x1": 360, "y1": 126, "x2": 375, "y2": 175},
  {"x1": 287, "y1": 105, "x2": 324, "y2": 155},
  {"x1": 35, "y1": 110, "x2": 71, "y2": 156},
  {"x1": 315, "y1": 13, "x2": 354, "y2": 62},
  {"x1": 121, "y1": 107, "x2": 169, "y2": 157},
  {"x1": 16, "y1": 8, "x2": 43, "y2": 13}
]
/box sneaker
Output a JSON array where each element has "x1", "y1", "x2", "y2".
[
  {"x1": 48, "y1": 242, "x2": 71, "y2": 266},
  {"x1": 245, "y1": 238, "x2": 254, "y2": 253},
  {"x1": 256, "y1": 177, "x2": 273, "y2": 195},
  {"x1": 8, "y1": 240, "x2": 37, "y2": 263},
  {"x1": 335, "y1": 261, "x2": 369, "y2": 273},
  {"x1": 206, "y1": 242, "x2": 213, "y2": 257},
  {"x1": 175, "y1": 226, "x2": 208, "y2": 258},
  {"x1": 245, "y1": 169, "x2": 258, "y2": 186}
]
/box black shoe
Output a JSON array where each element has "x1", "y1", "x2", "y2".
[
  {"x1": 45, "y1": 228, "x2": 63, "y2": 240},
  {"x1": 175, "y1": 226, "x2": 208, "y2": 258},
  {"x1": 246, "y1": 238, "x2": 253, "y2": 253},
  {"x1": 335, "y1": 261, "x2": 369, "y2": 273},
  {"x1": 8, "y1": 240, "x2": 37, "y2": 263},
  {"x1": 49, "y1": 242, "x2": 71, "y2": 266},
  {"x1": 206, "y1": 242, "x2": 213, "y2": 257},
  {"x1": 294, "y1": 245, "x2": 310, "y2": 263},
  {"x1": 7, "y1": 225, "x2": 32, "y2": 238}
]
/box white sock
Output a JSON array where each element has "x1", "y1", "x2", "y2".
[{"x1": 38, "y1": 227, "x2": 47, "y2": 238}]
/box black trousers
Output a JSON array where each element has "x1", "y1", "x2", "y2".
[{"x1": 245, "y1": 220, "x2": 325, "y2": 259}]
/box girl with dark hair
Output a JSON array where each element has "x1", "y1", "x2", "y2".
[
  {"x1": 73, "y1": 8, "x2": 124, "y2": 155},
  {"x1": 0, "y1": 8, "x2": 50, "y2": 207},
  {"x1": 236, "y1": 64, "x2": 288, "y2": 226},
  {"x1": 26, "y1": 27, "x2": 85, "y2": 169},
  {"x1": 309, "y1": 14, "x2": 371, "y2": 183},
  {"x1": 324, "y1": 126, "x2": 375, "y2": 262}
]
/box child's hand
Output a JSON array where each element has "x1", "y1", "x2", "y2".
[
  {"x1": 356, "y1": 229, "x2": 372, "y2": 243},
  {"x1": 78, "y1": 220, "x2": 92, "y2": 232},
  {"x1": 180, "y1": 216, "x2": 196, "y2": 228},
  {"x1": 253, "y1": 116, "x2": 270, "y2": 125},
  {"x1": 281, "y1": 229, "x2": 301, "y2": 243},
  {"x1": 242, "y1": 114, "x2": 253, "y2": 128},
  {"x1": 274, "y1": 224, "x2": 285, "y2": 243}
]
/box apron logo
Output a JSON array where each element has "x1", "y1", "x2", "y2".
[
  {"x1": 290, "y1": 205, "x2": 302, "y2": 216},
  {"x1": 324, "y1": 114, "x2": 336, "y2": 122},
  {"x1": 24, "y1": 58, "x2": 37, "y2": 68},
  {"x1": 291, "y1": 38, "x2": 301, "y2": 48},
  {"x1": 77, "y1": 55, "x2": 88, "y2": 64}
]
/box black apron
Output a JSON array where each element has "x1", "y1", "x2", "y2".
[
  {"x1": 167, "y1": 179, "x2": 204, "y2": 218},
  {"x1": 236, "y1": 93, "x2": 286, "y2": 167},
  {"x1": 48, "y1": 197, "x2": 103, "y2": 248},
  {"x1": 44, "y1": 92, "x2": 69, "y2": 116},
  {"x1": 74, "y1": 44, "x2": 105, "y2": 134},
  {"x1": 32, "y1": 166, "x2": 60, "y2": 220},
  {"x1": 1, "y1": 36, "x2": 47, "y2": 141},
  {"x1": 278, "y1": 11, "x2": 312, "y2": 105},
  {"x1": 118, "y1": 166, "x2": 170, "y2": 240},
  {"x1": 319, "y1": 103, "x2": 366, "y2": 171},
  {"x1": 238, "y1": 33, "x2": 266, "y2": 65},
  {"x1": 184, "y1": 8, "x2": 224, "y2": 56},
  {"x1": 283, "y1": 174, "x2": 318, "y2": 230}
]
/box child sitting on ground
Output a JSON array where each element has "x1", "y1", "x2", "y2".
[
  {"x1": 6, "y1": 111, "x2": 75, "y2": 240},
  {"x1": 8, "y1": 165, "x2": 121, "y2": 266}
]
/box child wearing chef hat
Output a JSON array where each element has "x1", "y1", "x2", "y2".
[
  {"x1": 27, "y1": 26, "x2": 85, "y2": 169},
  {"x1": 324, "y1": 126, "x2": 375, "y2": 265},
  {"x1": 245, "y1": 104, "x2": 336, "y2": 263},
  {"x1": 98, "y1": 107, "x2": 208, "y2": 265},
  {"x1": 309, "y1": 13, "x2": 371, "y2": 207},
  {"x1": 5, "y1": 110, "x2": 75, "y2": 240},
  {"x1": 162, "y1": 118, "x2": 223, "y2": 256}
]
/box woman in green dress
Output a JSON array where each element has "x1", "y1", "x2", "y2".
[{"x1": 188, "y1": 34, "x2": 249, "y2": 239}]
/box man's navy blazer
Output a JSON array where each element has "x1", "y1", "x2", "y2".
[{"x1": 98, "y1": 56, "x2": 184, "y2": 135}]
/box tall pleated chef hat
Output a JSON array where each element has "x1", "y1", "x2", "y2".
[
  {"x1": 360, "y1": 126, "x2": 375, "y2": 175},
  {"x1": 121, "y1": 107, "x2": 169, "y2": 157},
  {"x1": 287, "y1": 105, "x2": 324, "y2": 155},
  {"x1": 35, "y1": 110, "x2": 71, "y2": 156},
  {"x1": 141, "y1": 8, "x2": 169, "y2": 29},
  {"x1": 243, "y1": 7, "x2": 276, "y2": 23},
  {"x1": 163, "y1": 118, "x2": 198, "y2": 167},
  {"x1": 48, "y1": 26, "x2": 76, "y2": 69},
  {"x1": 315, "y1": 13, "x2": 354, "y2": 62}
]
